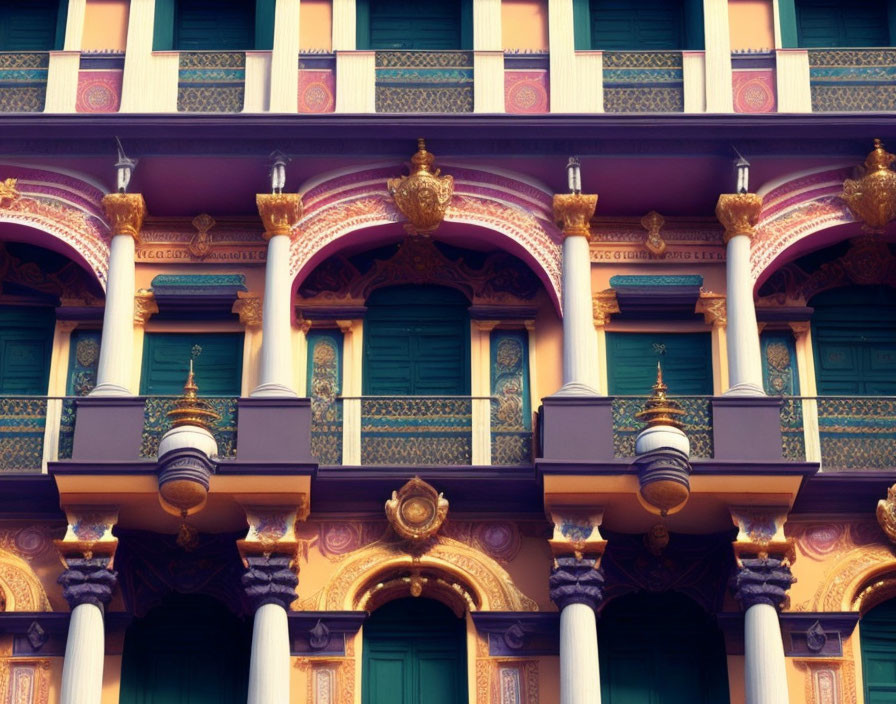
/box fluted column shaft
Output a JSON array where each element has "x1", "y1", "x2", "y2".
[
  {"x1": 58, "y1": 558, "x2": 118, "y2": 704},
  {"x1": 734, "y1": 557, "x2": 795, "y2": 704},
  {"x1": 553, "y1": 194, "x2": 600, "y2": 395},
  {"x1": 717, "y1": 193, "x2": 764, "y2": 395},
  {"x1": 243, "y1": 555, "x2": 298, "y2": 704},
  {"x1": 550, "y1": 556, "x2": 605, "y2": 704},
  {"x1": 93, "y1": 194, "x2": 145, "y2": 396},
  {"x1": 253, "y1": 194, "x2": 302, "y2": 397}
]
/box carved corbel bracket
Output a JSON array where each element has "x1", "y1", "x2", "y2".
[
  {"x1": 548, "y1": 509, "x2": 606, "y2": 563},
  {"x1": 134, "y1": 289, "x2": 158, "y2": 325},
  {"x1": 552, "y1": 193, "x2": 598, "y2": 239},
  {"x1": 729, "y1": 506, "x2": 794, "y2": 564},
  {"x1": 387, "y1": 139, "x2": 454, "y2": 235},
  {"x1": 232, "y1": 291, "x2": 262, "y2": 328},
  {"x1": 695, "y1": 291, "x2": 727, "y2": 329},
  {"x1": 236, "y1": 504, "x2": 307, "y2": 564},
  {"x1": 54, "y1": 506, "x2": 119, "y2": 564},
  {"x1": 715, "y1": 193, "x2": 763, "y2": 243},
  {"x1": 256, "y1": 193, "x2": 302, "y2": 239},
  {"x1": 592, "y1": 289, "x2": 619, "y2": 328},
  {"x1": 102, "y1": 192, "x2": 147, "y2": 242},
  {"x1": 841, "y1": 139, "x2": 896, "y2": 233}
]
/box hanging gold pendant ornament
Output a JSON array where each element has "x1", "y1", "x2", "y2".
[
  {"x1": 841, "y1": 138, "x2": 896, "y2": 233},
  {"x1": 385, "y1": 476, "x2": 449, "y2": 548},
  {"x1": 388, "y1": 138, "x2": 454, "y2": 235}
]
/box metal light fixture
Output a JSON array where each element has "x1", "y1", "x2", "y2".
[
  {"x1": 734, "y1": 150, "x2": 750, "y2": 194},
  {"x1": 269, "y1": 151, "x2": 289, "y2": 194},
  {"x1": 566, "y1": 156, "x2": 582, "y2": 194},
  {"x1": 114, "y1": 137, "x2": 137, "y2": 194}
]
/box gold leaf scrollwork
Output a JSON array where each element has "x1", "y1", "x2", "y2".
[
  {"x1": 841, "y1": 139, "x2": 896, "y2": 233},
  {"x1": 388, "y1": 138, "x2": 454, "y2": 235},
  {"x1": 641, "y1": 210, "x2": 667, "y2": 257},
  {"x1": 102, "y1": 192, "x2": 147, "y2": 242},
  {"x1": 188, "y1": 213, "x2": 215, "y2": 259},
  {"x1": 0, "y1": 178, "x2": 20, "y2": 208},
  {"x1": 553, "y1": 193, "x2": 598, "y2": 239},
  {"x1": 877, "y1": 484, "x2": 896, "y2": 544},
  {"x1": 715, "y1": 192, "x2": 763, "y2": 243},
  {"x1": 256, "y1": 193, "x2": 302, "y2": 239},
  {"x1": 385, "y1": 476, "x2": 448, "y2": 549}
]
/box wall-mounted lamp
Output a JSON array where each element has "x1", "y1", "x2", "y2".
[
  {"x1": 566, "y1": 156, "x2": 582, "y2": 194},
  {"x1": 735, "y1": 152, "x2": 750, "y2": 194},
  {"x1": 269, "y1": 151, "x2": 289, "y2": 194},
  {"x1": 114, "y1": 137, "x2": 137, "y2": 194}
]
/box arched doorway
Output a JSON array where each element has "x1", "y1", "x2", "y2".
[
  {"x1": 860, "y1": 598, "x2": 896, "y2": 703},
  {"x1": 810, "y1": 286, "x2": 896, "y2": 395},
  {"x1": 119, "y1": 593, "x2": 250, "y2": 704},
  {"x1": 598, "y1": 592, "x2": 730, "y2": 703},
  {"x1": 363, "y1": 285, "x2": 470, "y2": 396},
  {"x1": 362, "y1": 597, "x2": 468, "y2": 704}
]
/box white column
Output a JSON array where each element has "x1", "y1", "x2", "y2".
[
  {"x1": 93, "y1": 191, "x2": 144, "y2": 396},
  {"x1": 559, "y1": 603, "x2": 601, "y2": 704},
  {"x1": 703, "y1": 0, "x2": 733, "y2": 112},
  {"x1": 548, "y1": 0, "x2": 577, "y2": 112},
  {"x1": 776, "y1": 49, "x2": 812, "y2": 113},
  {"x1": 744, "y1": 603, "x2": 789, "y2": 704},
  {"x1": 247, "y1": 602, "x2": 291, "y2": 704},
  {"x1": 725, "y1": 233, "x2": 764, "y2": 395},
  {"x1": 60, "y1": 603, "x2": 105, "y2": 704},
  {"x1": 253, "y1": 233, "x2": 296, "y2": 396},
  {"x1": 561, "y1": 235, "x2": 599, "y2": 393},
  {"x1": 270, "y1": 0, "x2": 301, "y2": 112}
]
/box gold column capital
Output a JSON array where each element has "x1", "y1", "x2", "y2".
[
  {"x1": 102, "y1": 192, "x2": 147, "y2": 241},
  {"x1": 553, "y1": 193, "x2": 598, "y2": 239},
  {"x1": 256, "y1": 193, "x2": 302, "y2": 240},
  {"x1": 715, "y1": 193, "x2": 763, "y2": 243}
]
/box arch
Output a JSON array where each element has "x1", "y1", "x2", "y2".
[
  {"x1": 809, "y1": 543, "x2": 896, "y2": 613},
  {"x1": 751, "y1": 164, "x2": 863, "y2": 289},
  {"x1": 308, "y1": 538, "x2": 538, "y2": 613},
  {"x1": 291, "y1": 163, "x2": 563, "y2": 313},
  {"x1": 0, "y1": 548, "x2": 51, "y2": 611},
  {"x1": 0, "y1": 164, "x2": 111, "y2": 289}
]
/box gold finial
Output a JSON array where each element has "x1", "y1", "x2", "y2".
[
  {"x1": 409, "y1": 138, "x2": 436, "y2": 174},
  {"x1": 635, "y1": 362, "x2": 686, "y2": 430},
  {"x1": 166, "y1": 361, "x2": 221, "y2": 431}
]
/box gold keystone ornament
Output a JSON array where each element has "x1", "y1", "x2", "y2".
[
  {"x1": 388, "y1": 138, "x2": 454, "y2": 235},
  {"x1": 841, "y1": 139, "x2": 896, "y2": 233},
  {"x1": 385, "y1": 477, "x2": 449, "y2": 544}
]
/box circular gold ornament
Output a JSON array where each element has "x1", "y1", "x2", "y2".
[{"x1": 385, "y1": 477, "x2": 449, "y2": 546}]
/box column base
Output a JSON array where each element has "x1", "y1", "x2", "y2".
[
  {"x1": 723, "y1": 382, "x2": 766, "y2": 397},
  {"x1": 88, "y1": 382, "x2": 132, "y2": 397},
  {"x1": 250, "y1": 382, "x2": 298, "y2": 398},
  {"x1": 552, "y1": 381, "x2": 601, "y2": 397}
]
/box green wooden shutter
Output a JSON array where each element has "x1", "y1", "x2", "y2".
[
  {"x1": 590, "y1": 0, "x2": 686, "y2": 50},
  {"x1": 0, "y1": 0, "x2": 61, "y2": 51},
  {"x1": 574, "y1": 0, "x2": 592, "y2": 49},
  {"x1": 779, "y1": 0, "x2": 800, "y2": 47},
  {"x1": 363, "y1": 286, "x2": 470, "y2": 396},
  {"x1": 862, "y1": 600, "x2": 896, "y2": 704},
  {"x1": 153, "y1": 0, "x2": 176, "y2": 50},
  {"x1": 796, "y1": 0, "x2": 889, "y2": 47},
  {"x1": 140, "y1": 332, "x2": 243, "y2": 396},
  {"x1": 367, "y1": 0, "x2": 463, "y2": 49},
  {"x1": 607, "y1": 332, "x2": 712, "y2": 396},
  {"x1": 0, "y1": 307, "x2": 54, "y2": 396},
  {"x1": 174, "y1": 0, "x2": 255, "y2": 51},
  {"x1": 254, "y1": 0, "x2": 275, "y2": 50}
]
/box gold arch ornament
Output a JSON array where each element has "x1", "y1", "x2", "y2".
[{"x1": 0, "y1": 548, "x2": 50, "y2": 611}]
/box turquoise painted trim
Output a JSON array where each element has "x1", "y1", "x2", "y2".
[
  {"x1": 255, "y1": 0, "x2": 275, "y2": 50},
  {"x1": 574, "y1": 0, "x2": 591, "y2": 50},
  {"x1": 609, "y1": 274, "x2": 703, "y2": 287},
  {"x1": 152, "y1": 0, "x2": 176, "y2": 50},
  {"x1": 150, "y1": 274, "x2": 248, "y2": 289},
  {"x1": 778, "y1": 0, "x2": 798, "y2": 48}
]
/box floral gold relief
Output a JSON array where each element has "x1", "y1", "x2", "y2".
[
  {"x1": 0, "y1": 178, "x2": 20, "y2": 208},
  {"x1": 715, "y1": 193, "x2": 763, "y2": 243},
  {"x1": 552, "y1": 193, "x2": 598, "y2": 238},
  {"x1": 388, "y1": 138, "x2": 454, "y2": 235},
  {"x1": 256, "y1": 193, "x2": 302, "y2": 239},
  {"x1": 102, "y1": 192, "x2": 147, "y2": 242},
  {"x1": 841, "y1": 139, "x2": 896, "y2": 233}
]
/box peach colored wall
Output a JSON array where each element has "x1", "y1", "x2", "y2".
[
  {"x1": 728, "y1": 0, "x2": 775, "y2": 52},
  {"x1": 502, "y1": 0, "x2": 549, "y2": 51},
  {"x1": 301, "y1": 0, "x2": 333, "y2": 52},
  {"x1": 82, "y1": 0, "x2": 130, "y2": 52}
]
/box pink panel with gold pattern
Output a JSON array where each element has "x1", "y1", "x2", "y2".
[
  {"x1": 732, "y1": 69, "x2": 776, "y2": 113},
  {"x1": 298, "y1": 70, "x2": 335, "y2": 113},
  {"x1": 76, "y1": 70, "x2": 122, "y2": 113},
  {"x1": 505, "y1": 71, "x2": 549, "y2": 114}
]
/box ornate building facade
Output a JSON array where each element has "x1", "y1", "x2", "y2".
[{"x1": 0, "y1": 1, "x2": 895, "y2": 703}]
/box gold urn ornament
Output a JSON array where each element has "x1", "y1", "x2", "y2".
[
  {"x1": 385, "y1": 477, "x2": 449, "y2": 548},
  {"x1": 841, "y1": 139, "x2": 896, "y2": 233},
  {"x1": 388, "y1": 139, "x2": 454, "y2": 235}
]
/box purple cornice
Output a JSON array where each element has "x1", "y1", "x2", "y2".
[
  {"x1": 471, "y1": 612, "x2": 560, "y2": 656},
  {"x1": 791, "y1": 471, "x2": 896, "y2": 515},
  {"x1": 537, "y1": 459, "x2": 818, "y2": 476},
  {"x1": 287, "y1": 611, "x2": 368, "y2": 655},
  {"x1": 0, "y1": 475, "x2": 63, "y2": 517},
  {"x1": 2, "y1": 612, "x2": 132, "y2": 656},
  {"x1": 716, "y1": 611, "x2": 860, "y2": 657}
]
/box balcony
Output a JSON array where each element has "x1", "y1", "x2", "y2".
[
  {"x1": 808, "y1": 48, "x2": 896, "y2": 112},
  {"x1": 0, "y1": 52, "x2": 49, "y2": 113}
]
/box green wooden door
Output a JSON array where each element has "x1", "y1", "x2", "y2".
[
  {"x1": 363, "y1": 286, "x2": 470, "y2": 396},
  {"x1": 812, "y1": 287, "x2": 896, "y2": 395},
  {"x1": 0, "y1": 0, "x2": 61, "y2": 50},
  {"x1": 796, "y1": 0, "x2": 889, "y2": 47},
  {"x1": 363, "y1": 598, "x2": 467, "y2": 704},
  {"x1": 0, "y1": 306, "x2": 54, "y2": 395},
  {"x1": 862, "y1": 599, "x2": 896, "y2": 703},
  {"x1": 120, "y1": 594, "x2": 250, "y2": 704},
  {"x1": 606, "y1": 332, "x2": 712, "y2": 395},
  {"x1": 174, "y1": 0, "x2": 254, "y2": 50},
  {"x1": 140, "y1": 333, "x2": 243, "y2": 396},
  {"x1": 599, "y1": 592, "x2": 730, "y2": 704},
  {"x1": 590, "y1": 0, "x2": 686, "y2": 50},
  {"x1": 362, "y1": 0, "x2": 464, "y2": 49}
]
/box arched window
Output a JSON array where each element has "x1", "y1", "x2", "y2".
[{"x1": 363, "y1": 597, "x2": 468, "y2": 704}]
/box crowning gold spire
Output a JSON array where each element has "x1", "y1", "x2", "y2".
[
  {"x1": 166, "y1": 361, "x2": 221, "y2": 431},
  {"x1": 635, "y1": 363, "x2": 686, "y2": 430}
]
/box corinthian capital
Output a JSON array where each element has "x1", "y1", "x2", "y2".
[
  {"x1": 102, "y1": 192, "x2": 146, "y2": 241},
  {"x1": 256, "y1": 193, "x2": 302, "y2": 239},
  {"x1": 715, "y1": 193, "x2": 763, "y2": 243},
  {"x1": 553, "y1": 193, "x2": 598, "y2": 238}
]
